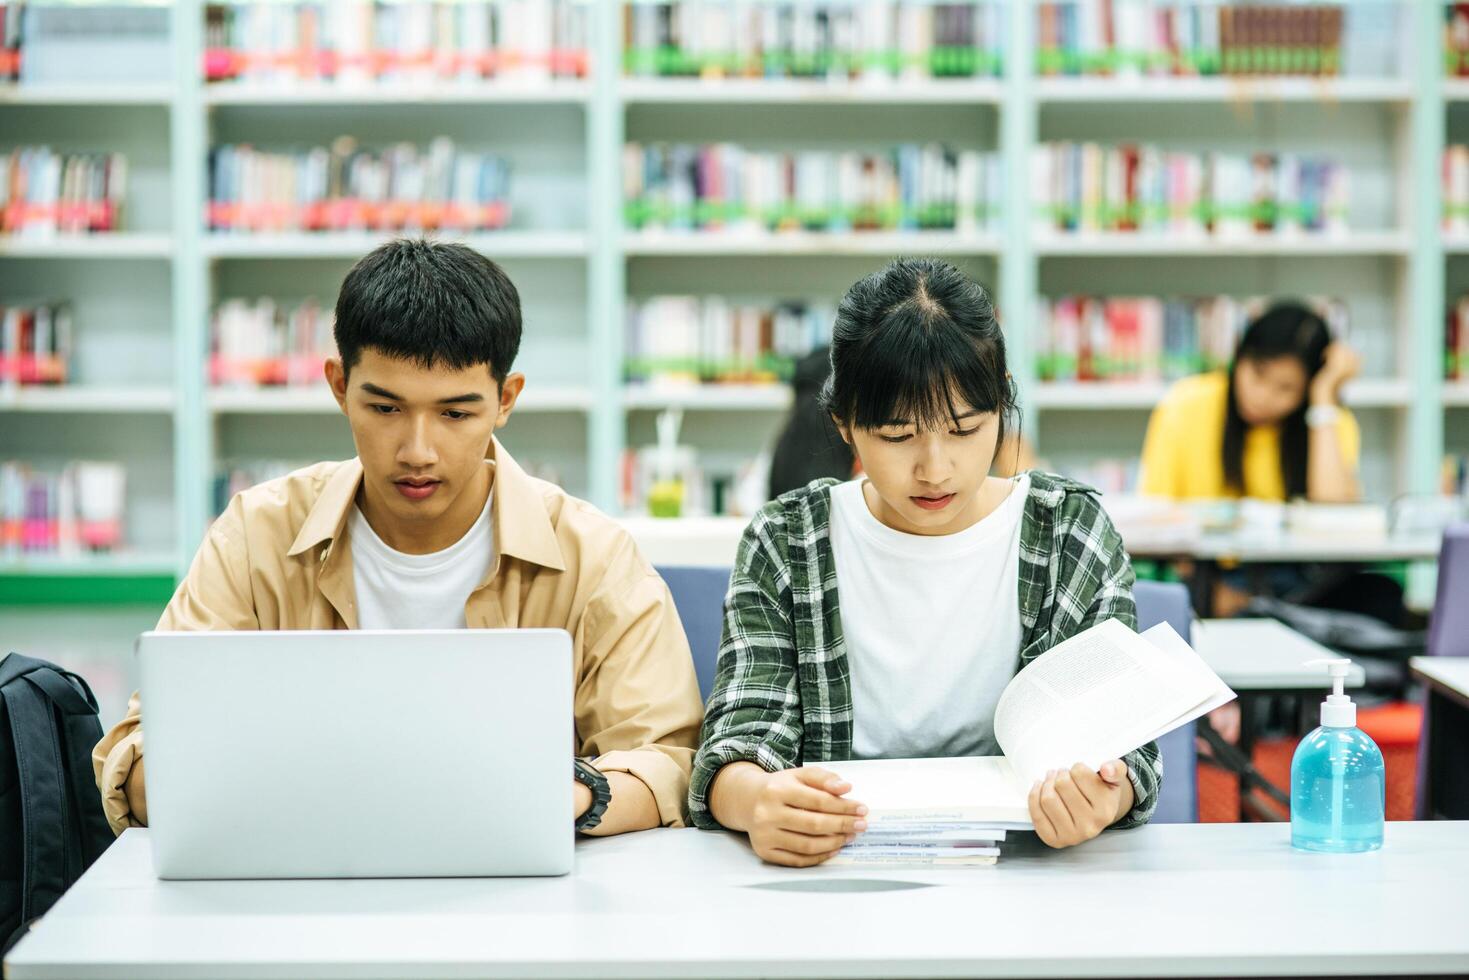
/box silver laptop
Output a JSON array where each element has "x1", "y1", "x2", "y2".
[{"x1": 138, "y1": 628, "x2": 574, "y2": 880}]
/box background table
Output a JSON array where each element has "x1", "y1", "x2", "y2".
[
  {"x1": 8, "y1": 823, "x2": 1469, "y2": 979},
  {"x1": 1410, "y1": 657, "x2": 1469, "y2": 820}
]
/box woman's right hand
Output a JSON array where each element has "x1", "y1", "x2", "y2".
[{"x1": 746, "y1": 767, "x2": 869, "y2": 868}]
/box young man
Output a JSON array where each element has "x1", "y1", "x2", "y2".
[{"x1": 93, "y1": 239, "x2": 704, "y2": 838}]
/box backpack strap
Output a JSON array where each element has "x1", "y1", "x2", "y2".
[
  {"x1": 22, "y1": 668, "x2": 111, "y2": 867},
  {"x1": 1, "y1": 677, "x2": 68, "y2": 926}
]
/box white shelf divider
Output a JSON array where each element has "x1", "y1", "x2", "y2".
[
  {"x1": 623, "y1": 385, "x2": 794, "y2": 412},
  {"x1": 0, "y1": 234, "x2": 174, "y2": 259},
  {"x1": 0, "y1": 386, "x2": 175, "y2": 413},
  {"x1": 1032, "y1": 378, "x2": 1413, "y2": 412},
  {"x1": 1033, "y1": 231, "x2": 1412, "y2": 258},
  {"x1": 1445, "y1": 383, "x2": 1469, "y2": 408},
  {"x1": 0, "y1": 551, "x2": 180, "y2": 576},
  {"x1": 0, "y1": 83, "x2": 173, "y2": 105},
  {"x1": 1035, "y1": 76, "x2": 1413, "y2": 105},
  {"x1": 202, "y1": 81, "x2": 592, "y2": 106},
  {"x1": 623, "y1": 230, "x2": 1002, "y2": 257},
  {"x1": 202, "y1": 231, "x2": 589, "y2": 260},
  {"x1": 619, "y1": 78, "x2": 1003, "y2": 105}
]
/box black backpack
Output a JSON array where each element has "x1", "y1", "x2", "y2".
[{"x1": 0, "y1": 653, "x2": 114, "y2": 954}]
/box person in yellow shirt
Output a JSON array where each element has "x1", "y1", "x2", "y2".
[{"x1": 1140, "y1": 302, "x2": 1362, "y2": 503}]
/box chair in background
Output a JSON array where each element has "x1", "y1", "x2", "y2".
[
  {"x1": 1415, "y1": 524, "x2": 1469, "y2": 818},
  {"x1": 656, "y1": 565, "x2": 732, "y2": 702},
  {"x1": 1133, "y1": 579, "x2": 1200, "y2": 823}
]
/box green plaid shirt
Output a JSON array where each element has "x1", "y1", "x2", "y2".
[{"x1": 689, "y1": 471, "x2": 1162, "y2": 831}]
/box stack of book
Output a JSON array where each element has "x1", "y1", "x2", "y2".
[
  {"x1": 1, "y1": 149, "x2": 129, "y2": 236},
  {"x1": 1447, "y1": 294, "x2": 1469, "y2": 381},
  {"x1": 1444, "y1": 456, "x2": 1469, "y2": 498},
  {"x1": 623, "y1": 1, "x2": 1002, "y2": 80},
  {"x1": 1448, "y1": 4, "x2": 1469, "y2": 78},
  {"x1": 625, "y1": 142, "x2": 1000, "y2": 234},
  {"x1": 625, "y1": 296, "x2": 832, "y2": 388},
  {"x1": 207, "y1": 137, "x2": 511, "y2": 234},
  {"x1": 211, "y1": 297, "x2": 336, "y2": 388},
  {"x1": 1038, "y1": 1, "x2": 1396, "y2": 78},
  {"x1": 1, "y1": 302, "x2": 73, "y2": 385},
  {"x1": 1036, "y1": 294, "x2": 1348, "y2": 384},
  {"x1": 1032, "y1": 142, "x2": 1350, "y2": 238},
  {"x1": 820, "y1": 619, "x2": 1232, "y2": 868},
  {"x1": 1443, "y1": 145, "x2": 1469, "y2": 234},
  {"x1": 204, "y1": 0, "x2": 590, "y2": 84},
  {"x1": 0, "y1": 3, "x2": 19, "y2": 82},
  {"x1": 1, "y1": 460, "x2": 127, "y2": 557}
]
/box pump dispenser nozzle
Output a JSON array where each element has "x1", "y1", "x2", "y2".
[{"x1": 1305, "y1": 658, "x2": 1356, "y2": 728}]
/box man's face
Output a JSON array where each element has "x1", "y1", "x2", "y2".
[{"x1": 326, "y1": 348, "x2": 521, "y2": 530}]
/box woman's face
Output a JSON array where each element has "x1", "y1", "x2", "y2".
[
  {"x1": 1233, "y1": 355, "x2": 1309, "y2": 426},
  {"x1": 839, "y1": 402, "x2": 1002, "y2": 536}
]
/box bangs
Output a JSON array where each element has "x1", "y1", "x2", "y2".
[{"x1": 834, "y1": 305, "x2": 1009, "y2": 431}]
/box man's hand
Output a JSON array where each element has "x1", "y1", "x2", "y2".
[
  {"x1": 1027, "y1": 760, "x2": 1134, "y2": 849},
  {"x1": 745, "y1": 767, "x2": 868, "y2": 868}
]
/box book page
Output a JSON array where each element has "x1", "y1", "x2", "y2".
[
  {"x1": 819, "y1": 757, "x2": 1032, "y2": 826},
  {"x1": 993, "y1": 619, "x2": 1234, "y2": 785}
]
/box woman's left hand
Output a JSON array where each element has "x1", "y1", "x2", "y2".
[
  {"x1": 1028, "y1": 761, "x2": 1135, "y2": 849},
  {"x1": 1312, "y1": 343, "x2": 1362, "y2": 404}
]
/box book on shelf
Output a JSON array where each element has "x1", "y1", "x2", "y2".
[
  {"x1": 204, "y1": 0, "x2": 589, "y2": 85},
  {"x1": 1, "y1": 149, "x2": 128, "y2": 236},
  {"x1": 211, "y1": 297, "x2": 336, "y2": 388},
  {"x1": 1032, "y1": 141, "x2": 1349, "y2": 238},
  {"x1": 619, "y1": 444, "x2": 769, "y2": 519},
  {"x1": 625, "y1": 142, "x2": 1000, "y2": 235},
  {"x1": 1445, "y1": 455, "x2": 1469, "y2": 498},
  {"x1": 3, "y1": 3, "x2": 170, "y2": 86},
  {"x1": 208, "y1": 137, "x2": 510, "y2": 234},
  {"x1": 1, "y1": 2, "x2": 19, "y2": 82},
  {"x1": 1036, "y1": 294, "x2": 1347, "y2": 384},
  {"x1": 1448, "y1": 4, "x2": 1469, "y2": 78},
  {"x1": 1443, "y1": 145, "x2": 1469, "y2": 234},
  {"x1": 625, "y1": 296, "x2": 832, "y2": 388},
  {"x1": 1, "y1": 460, "x2": 126, "y2": 558},
  {"x1": 819, "y1": 618, "x2": 1233, "y2": 867},
  {"x1": 1, "y1": 301, "x2": 73, "y2": 385},
  {"x1": 623, "y1": 1, "x2": 1003, "y2": 81},
  {"x1": 1038, "y1": 1, "x2": 1397, "y2": 79},
  {"x1": 1446, "y1": 295, "x2": 1469, "y2": 381}
]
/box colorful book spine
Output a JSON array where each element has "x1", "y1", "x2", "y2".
[
  {"x1": 207, "y1": 137, "x2": 511, "y2": 233},
  {"x1": 1033, "y1": 142, "x2": 1349, "y2": 237},
  {"x1": 0, "y1": 149, "x2": 128, "y2": 236},
  {"x1": 1443, "y1": 145, "x2": 1469, "y2": 232},
  {"x1": 1447, "y1": 295, "x2": 1469, "y2": 381},
  {"x1": 623, "y1": 1, "x2": 1003, "y2": 80},
  {"x1": 0, "y1": 302, "x2": 72, "y2": 385},
  {"x1": 204, "y1": 0, "x2": 590, "y2": 84},
  {"x1": 1037, "y1": 1, "x2": 1359, "y2": 78},
  {"x1": 0, "y1": 2, "x2": 20, "y2": 82},
  {"x1": 625, "y1": 296, "x2": 833, "y2": 387},
  {"x1": 1448, "y1": 3, "x2": 1469, "y2": 77},
  {"x1": 211, "y1": 297, "x2": 336, "y2": 387},
  {"x1": 0, "y1": 460, "x2": 126, "y2": 558},
  {"x1": 625, "y1": 142, "x2": 1000, "y2": 234},
  {"x1": 1036, "y1": 294, "x2": 1348, "y2": 383}
]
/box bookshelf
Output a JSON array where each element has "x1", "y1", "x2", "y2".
[{"x1": 0, "y1": 0, "x2": 1460, "y2": 601}]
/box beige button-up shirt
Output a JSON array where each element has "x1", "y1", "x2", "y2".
[{"x1": 92, "y1": 438, "x2": 704, "y2": 835}]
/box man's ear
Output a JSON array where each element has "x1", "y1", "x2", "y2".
[
  {"x1": 496, "y1": 372, "x2": 526, "y2": 430},
  {"x1": 324, "y1": 358, "x2": 349, "y2": 414}
]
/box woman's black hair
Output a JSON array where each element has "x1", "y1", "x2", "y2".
[
  {"x1": 1223, "y1": 302, "x2": 1332, "y2": 498},
  {"x1": 819, "y1": 257, "x2": 1014, "y2": 443}
]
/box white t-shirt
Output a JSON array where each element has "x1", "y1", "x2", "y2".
[
  {"x1": 829, "y1": 474, "x2": 1030, "y2": 761},
  {"x1": 348, "y1": 492, "x2": 495, "y2": 630}
]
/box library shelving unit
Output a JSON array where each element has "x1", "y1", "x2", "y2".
[{"x1": 0, "y1": 0, "x2": 1460, "y2": 605}]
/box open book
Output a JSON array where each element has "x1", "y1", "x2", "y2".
[{"x1": 822, "y1": 619, "x2": 1236, "y2": 829}]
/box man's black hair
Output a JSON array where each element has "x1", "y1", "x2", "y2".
[
  {"x1": 820, "y1": 257, "x2": 1014, "y2": 439},
  {"x1": 334, "y1": 238, "x2": 522, "y2": 385}
]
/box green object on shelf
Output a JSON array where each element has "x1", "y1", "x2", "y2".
[
  {"x1": 0, "y1": 575, "x2": 176, "y2": 607},
  {"x1": 647, "y1": 479, "x2": 684, "y2": 519}
]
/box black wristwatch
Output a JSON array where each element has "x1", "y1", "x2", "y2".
[{"x1": 573, "y1": 758, "x2": 611, "y2": 832}]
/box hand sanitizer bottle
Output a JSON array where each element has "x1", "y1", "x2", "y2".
[{"x1": 1290, "y1": 658, "x2": 1384, "y2": 853}]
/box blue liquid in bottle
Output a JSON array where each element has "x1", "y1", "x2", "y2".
[{"x1": 1290, "y1": 725, "x2": 1385, "y2": 853}]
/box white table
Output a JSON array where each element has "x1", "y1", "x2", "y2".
[
  {"x1": 1195, "y1": 618, "x2": 1366, "y2": 690},
  {"x1": 8, "y1": 824, "x2": 1469, "y2": 979},
  {"x1": 1411, "y1": 657, "x2": 1469, "y2": 820}
]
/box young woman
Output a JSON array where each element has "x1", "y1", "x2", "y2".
[
  {"x1": 689, "y1": 258, "x2": 1161, "y2": 867},
  {"x1": 1140, "y1": 303, "x2": 1362, "y2": 502}
]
